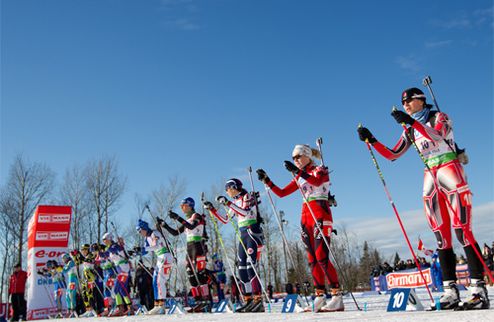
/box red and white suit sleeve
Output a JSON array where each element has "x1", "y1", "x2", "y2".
[
  {"x1": 372, "y1": 132, "x2": 411, "y2": 161},
  {"x1": 267, "y1": 178, "x2": 299, "y2": 198},
  {"x1": 207, "y1": 207, "x2": 229, "y2": 224}
]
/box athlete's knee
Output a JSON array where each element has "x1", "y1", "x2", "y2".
[
  {"x1": 454, "y1": 228, "x2": 467, "y2": 246},
  {"x1": 434, "y1": 231, "x2": 447, "y2": 249},
  {"x1": 246, "y1": 247, "x2": 258, "y2": 264}
]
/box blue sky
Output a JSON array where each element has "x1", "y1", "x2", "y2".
[{"x1": 1, "y1": 0, "x2": 493, "y2": 258}]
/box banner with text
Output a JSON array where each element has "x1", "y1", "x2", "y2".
[
  {"x1": 385, "y1": 268, "x2": 433, "y2": 289},
  {"x1": 26, "y1": 205, "x2": 72, "y2": 320}
]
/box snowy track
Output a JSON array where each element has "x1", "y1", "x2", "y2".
[
  {"x1": 56, "y1": 309, "x2": 494, "y2": 322},
  {"x1": 55, "y1": 287, "x2": 494, "y2": 322}
]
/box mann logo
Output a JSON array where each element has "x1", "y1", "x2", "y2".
[
  {"x1": 52, "y1": 215, "x2": 70, "y2": 223},
  {"x1": 50, "y1": 232, "x2": 68, "y2": 240}
]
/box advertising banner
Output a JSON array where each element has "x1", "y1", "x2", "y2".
[
  {"x1": 385, "y1": 268, "x2": 433, "y2": 289},
  {"x1": 26, "y1": 205, "x2": 72, "y2": 320}
]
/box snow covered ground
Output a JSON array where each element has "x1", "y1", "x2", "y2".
[{"x1": 56, "y1": 287, "x2": 494, "y2": 322}]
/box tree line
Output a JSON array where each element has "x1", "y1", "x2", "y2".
[{"x1": 0, "y1": 153, "x2": 387, "y2": 302}]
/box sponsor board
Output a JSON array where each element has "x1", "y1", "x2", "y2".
[
  {"x1": 27, "y1": 205, "x2": 71, "y2": 320},
  {"x1": 385, "y1": 268, "x2": 432, "y2": 289}
]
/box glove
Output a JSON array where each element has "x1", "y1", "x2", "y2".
[
  {"x1": 391, "y1": 110, "x2": 415, "y2": 125},
  {"x1": 203, "y1": 201, "x2": 214, "y2": 210},
  {"x1": 133, "y1": 246, "x2": 143, "y2": 254},
  {"x1": 216, "y1": 195, "x2": 229, "y2": 205},
  {"x1": 256, "y1": 169, "x2": 270, "y2": 184},
  {"x1": 357, "y1": 127, "x2": 377, "y2": 144},
  {"x1": 168, "y1": 211, "x2": 180, "y2": 220},
  {"x1": 284, "y1": 160, "x2": 299, "y2": 174}
]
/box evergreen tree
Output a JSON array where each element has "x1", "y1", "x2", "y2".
[{"x1": 393, "y1": 252, "x2": 401, "y2": 266}]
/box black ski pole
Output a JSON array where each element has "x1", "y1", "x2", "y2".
[{"x1": 311, "y1": 137, "x2": 360, "y2": 310}]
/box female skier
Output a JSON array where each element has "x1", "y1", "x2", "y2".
[
  {"x1": 357, "y1": 87, "x2": 489, "y2": 310},
  {"x1": 61, "y1": 253, "x2": 79, "y2": 318},
  {"x1": 204, "y1": 179, "x2": 265, "y2": 313},
  {"x1": 135, "y1": 219, "x2": 173, "y2": 314},
  {"x1": 256, "y1": 144, "x2": 343, "y2": 312},
  {"x1": 160, "y1": 197, "x2": 210, "y2": 313}
]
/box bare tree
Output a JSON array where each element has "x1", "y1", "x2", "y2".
[
  {"x1": 3, "y1": 154, "x2": 55, "y2": 264},
  {"x1": 330, "y1": 224, "x2": 361, "y2": 291},
  {"x1": 60, "y1": 165, "x2": 93, "y2": 249},
  {"x1": 85, "y1": 156, "x2": 126, "y2": 241},
  {"x1": 0, "y1": 193, "x2": 16, "y2": 302}
]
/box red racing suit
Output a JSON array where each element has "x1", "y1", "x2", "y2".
[
  {"x1": 371, "y1": 111, "x2": 482, "y2": 281},
  {"x1": 267, "y1": 164, "x2": 339, "y2": 290}
]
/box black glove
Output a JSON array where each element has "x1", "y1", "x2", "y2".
[
  {"x1": 391, "y1": 110, "x2": 415, "y2": 125},
  {"x1": 168, "y1": 211, "x2": 180, "y2": 220},
  {"x1": 216, "y1": 195, "x2": 228, "y2": 205},
  {"x1": 133, "y1": 246, "x2": 143, "y2": 254},
  {"x1": 357, "y1": 127, "x2": 377, "y2": 144},
  {"x1": 203, "y1": 201, "x2": 214, "y2": 210},
  {"x1": 156, "y1": 217, "x2": 164, "y2": 226},
  {"x1": 284, "y1": 160, "x2": 299, "y2": 174},
  {"x1": 256, "y1": 169, "x2": 270, "y2": 183}
]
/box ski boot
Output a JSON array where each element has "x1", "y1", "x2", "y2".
[
  {"x1": 80, "y1": 306, "x2": 98, "y2": 317},
  {"x1": 457, "y1": 280, "x2": 490, "y2": 310},
  {"x1": 109, "y1": 304, "x2": 127, "y2": 316},
  {"x1": 126, "y1": 304, "x2": 135, "y2": 316},
  {"x1": 235, "y1": 296, "x2": 253, "y2": 313},
  {"x1": 322, "y1": 288, "x2": 344, "y2": 312},
  {"x1": 246, "y1": 295, "x2": 265, "y2": 312},
  {"x1": 313, "y1": 289, "x2": 327, "y2": 312},
  {"x1": 99, "y1": 308, "x2": 110, "y2": 317},
  {"x1": 201, "y1": 300, "x2": 212, "y2": 313},
  {"x1": 431, "y1": 281, "x2": 460, "y2": 310},
  {"x1": 66, "y1": 310, "x2": 78, "y2": 318},
  {"x1": 148, "y1": 300, "x2": 165, "y2": 315}
]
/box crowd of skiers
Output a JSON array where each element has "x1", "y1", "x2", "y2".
[{"x1": 31, "y1": 84, "x2": 492, "y2": 316}]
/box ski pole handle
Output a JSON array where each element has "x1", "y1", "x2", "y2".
[
  {"x1": 422, "y1": 75, "x2": 441, "y2": 112},
  {"x1": 358, "y1": 123, "x2": 370, "y2": 144},
  {"x1": 316, "y1": 137, "x2": 325, "y2": 167},
  {"x1": 422, "y1": 75, "x2": 432, "y2": 87}
]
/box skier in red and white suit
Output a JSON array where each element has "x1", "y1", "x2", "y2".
[
  {"x1": 256, "y1": 144, "x2": 343, "y2": 312},
  {"x1": 358, "y1": 87, "x2": 489, "y2": 311}
]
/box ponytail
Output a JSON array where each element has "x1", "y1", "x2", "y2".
[{"x1": 311, "y1": 148, "x2": 321, "y2": 160}]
